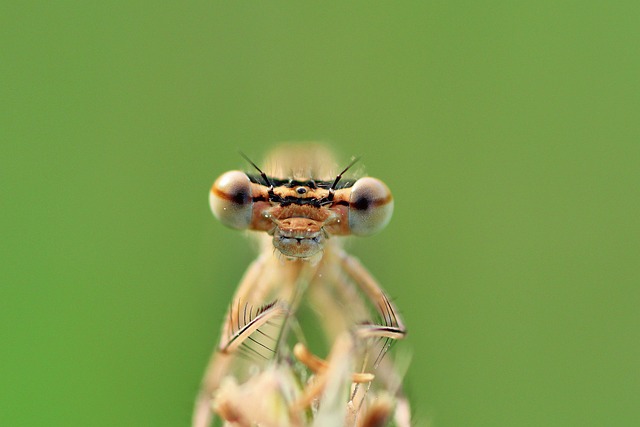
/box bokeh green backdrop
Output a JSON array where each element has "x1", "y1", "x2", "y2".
[{"x1": 2, "y1": 2, "x2": 639, "y2": 426}]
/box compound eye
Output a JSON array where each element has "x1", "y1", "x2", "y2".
[
  {"x1": 349, "y1": 177, "x2": 394, "y2": 236},
  {"x1": 210, "y1": 170, "x2": 253, "y2": 229}
]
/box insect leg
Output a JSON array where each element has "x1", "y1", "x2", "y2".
[
  {"x1": 193, "y1": 254, "x2": 273, "y2": 427},
  {"x1": 338, "y1": 251, "x2": 412, "y2": 427},
  {"x1": 338, "y1": 251, "x2": 407, "y2": 343}
]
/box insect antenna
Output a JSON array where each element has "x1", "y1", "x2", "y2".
[
  {"x1": 327, "y1": 156, "x2": 361, "y2": 201},
  {"x1": 239, "y1": 151, "x2": 279, "y2": 201}
]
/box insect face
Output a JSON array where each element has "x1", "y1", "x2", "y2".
[{"x1": 209, "y1": 163, "x2": 394, "y2": 259}]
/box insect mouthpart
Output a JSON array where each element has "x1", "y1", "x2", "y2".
[{"x1": 272, "y1": 217, "x2": 326, "y2": 258}]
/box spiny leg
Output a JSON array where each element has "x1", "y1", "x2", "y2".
[
  {"x1": 193, "y1": 256, "x2": 319, "y2": 427},
  {"x1": 338, "y1": 250, "x2": 406, "y2": 360},
  {"x1": 193, "y1": 254, "x2": 279, "y2": 427},
  {"x1": 338, "y1": 250, "x2": 410, "y2": 427}
]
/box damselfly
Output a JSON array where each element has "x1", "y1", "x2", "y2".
[{"x1": 194, "y1": 144, "x2": 410, "y2": 427}]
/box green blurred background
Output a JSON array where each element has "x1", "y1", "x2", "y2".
[{"x1": 2, "y1": 2, "x2": 639, "y2": 426}]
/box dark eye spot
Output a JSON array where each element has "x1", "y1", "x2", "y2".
[
  {"x1": 231, "y1": 187, "x2": 249, "y2": 205},
  {"x1": 296, "y1": 187, "x2": 307, "y2": 195},
  {"x1": 352, "y1": 196, "x2": 370, "y2": 210}
]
